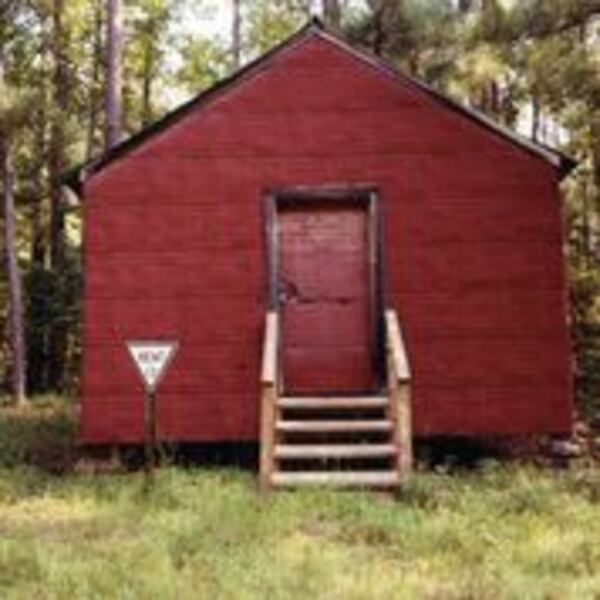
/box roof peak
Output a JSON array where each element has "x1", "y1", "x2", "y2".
[
  {"x1": 308, "y1": 15, "x2": 325, "y2": 30},
  {"x1": 63, "y1": 18, "x2": 574, "y2": 193}
]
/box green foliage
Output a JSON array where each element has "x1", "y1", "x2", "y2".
[
  {"x1": 0, "y1": 397, "x2": 76, "y2": 471},
  {"x1": 0, "y1": 465, "x2": 600, "y2": 598},
  {"x1": 569, "y1": 263, "x2": 600, "y2": 419},
  {"x1": 125, "y1": 0, "x2": 182, "y2": 128},
  {"x1": 175, "y1": 36, "x2": 230, "y2": 94},
  {"x1": 25, "y1": 253, "x2": 82, "y2": 394},
  {"x1": 245, "y1": 0, "x2": 311, "y2": 57}
]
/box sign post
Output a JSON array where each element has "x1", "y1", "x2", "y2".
[{"x1": 126, "y1": 340, "x2": 178, "y2": 478}]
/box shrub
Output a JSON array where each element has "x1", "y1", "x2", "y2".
[{"x1": 0, "y1": 396, "x2": 77, "y2": 472}]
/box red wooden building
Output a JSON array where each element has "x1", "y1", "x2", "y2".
[{"x1": 67, "y1": 21, "x2": 575, "y2": 488}]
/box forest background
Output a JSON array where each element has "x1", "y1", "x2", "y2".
[{"x1": 1, "y1": 0, "x2": 599, "y2": 424}]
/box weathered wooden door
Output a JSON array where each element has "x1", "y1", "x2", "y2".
[{"x1": 275, "y1": 198, "x2": 377, "y2": 394}]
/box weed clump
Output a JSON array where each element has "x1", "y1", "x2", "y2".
[{"x1": 0, "y1": 397, "x2": 76, "y2": 472}]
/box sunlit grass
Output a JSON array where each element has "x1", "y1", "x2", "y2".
[{"x1": 0, "y1": 465, "x2": 599, "y2": 599}]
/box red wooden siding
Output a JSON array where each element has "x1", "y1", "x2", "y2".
[
  {"x1": 80, "y1": 32, "x2": 572, "y2": 443},
  {"x1": 278, "y1": 201, "x2": 376, "y2": 393}
]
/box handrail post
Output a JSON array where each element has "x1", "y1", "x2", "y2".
[
  {"x1": 259, "y1": 311, "x2": 279, "y2": 493},
  {"x1": 385, "y1": 309, "x2": 413, "y2": 483}
]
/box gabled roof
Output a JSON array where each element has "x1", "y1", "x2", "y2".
[{"x1": 64, "y1": 17, "x2": 575, "y2": 194}]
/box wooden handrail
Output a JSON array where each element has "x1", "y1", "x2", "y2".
[
  {"x1": 259, "y1": 311, "x2": 279, "y2": 493},
  {"x1": 261, "y1": 311, "x2": 279, "y2": 385},
  {"x1": 385, "y1": 309, "x2": 411, "y2": 382},
  {"x1": 385, "y1": 308, "x2": 413, "y2": 482}
]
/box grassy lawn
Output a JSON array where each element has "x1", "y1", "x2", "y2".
[
  {"x1": 0, "y1": 464, "x2": 600, "y2": 600},
  {"x1": 1, "y1": 400, "x2": 600, "y2": 599}
]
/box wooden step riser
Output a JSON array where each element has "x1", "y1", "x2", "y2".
[
  {"x1": 276, "y1": 420, "x2": 393, "y2": 433},
  {"x1": 278, "y1": 435, "x2": 394, "y2": 449},
  {"x1": 275, "y1": 444, "x2": 397, "y2": 459},
  {"x1": 278, "y1": 396, "x2": 389, "y2": 410},
  {"x1": 271, "y1": 471, "x2": 401, "y2": 488},
  {"x1": 281, "y1": 410, "x2": 387, "y2": 422}
]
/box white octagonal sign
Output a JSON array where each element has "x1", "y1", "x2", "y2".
[{"x1": 127, "y1": 340, "x2": 178, "y2": 393}]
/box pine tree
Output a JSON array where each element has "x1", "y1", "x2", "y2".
[{"x1": 0, "y1": 10, "x2": 28, "y2": 407}]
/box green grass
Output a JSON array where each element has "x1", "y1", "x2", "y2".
[{"x1": 0, "y1": 464, "x2": 600, "y2": 600}]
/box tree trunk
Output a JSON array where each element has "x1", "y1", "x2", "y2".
[
  {"x1": 1, "y1": 140, "x2": 27, "y2": 408},
  {"x1": 232, "y1": 0, "x2": 241, "y2": 70},
  {"x1": 490, "y1": 80, "x2": 500, "y2": 115},
  {"x1": 322, "y1": 0, "x2": 342, "y2": 31},
  {"x1": 582, "y1": 180, "x2": 592, "y2": 266},
  {"x1": 47, "y1": 0, "x2": 69, "y2": 391},
  {"x1": 106, "y1": 0, "x2": 124, "y2": 150},
  {"x1": 592, "y1": 114, "x2": 600, "y2": 200},
  {"x1": 27, "y1": 101, "x2": 49, "y2": 392},
  {"x1": 531, "y1": 90, "x2": 540, "y2": 142},
  {"x1": 86, "y1": 0, "x2": 103, "y2": 160},
  {"x1": 591, "y1": 113, "x2": 600, "y2": 262},
  {"x1": 30, "y1": 124, "x2": 47, "y2": 267},
  {"x1": 29, "y1": 77, "x2": 49, "y2": 269},
  {"x1": 30, "y1": 188, "x2": 46, "y2": 268},
  {"x1": 366, "y1": 0, "x2": 391, "y2": 55},
  {"x1": 50, "y1": 0, "x2": 67, "y2": 272},
  {"x1": 141, "y1": 44, "x2": 154, "y2": 127}
]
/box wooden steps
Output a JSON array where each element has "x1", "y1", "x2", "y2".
[
  {"x1": 259, "y1": 309, "x2": 413, "y2": 492},
  {"x1": 268, "y1": 394, "x2": 399, "y2": 489}
]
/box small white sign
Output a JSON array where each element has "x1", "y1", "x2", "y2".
[{"x1": 126, "y1": 340, "x2": 178, "y2": 393}]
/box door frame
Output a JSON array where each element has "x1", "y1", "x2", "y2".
[{"x1": 264, "y1": 184, "x2": 386, "y2": 391}]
